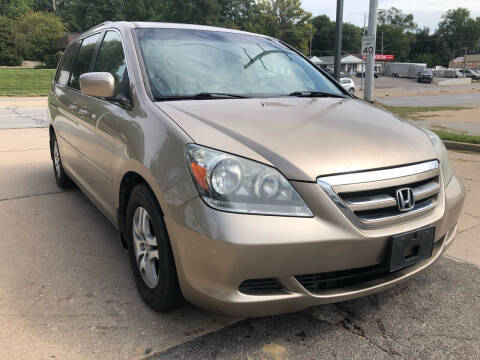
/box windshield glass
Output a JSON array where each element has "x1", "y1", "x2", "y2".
[
  {"x1": 135, "y1": 28, "x2": 343, "y2": 99},
  {"x1": 422, "y1": 69, "x2": 433, "y2": 75}
]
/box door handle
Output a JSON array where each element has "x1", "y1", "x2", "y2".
[{"x1": 68, "y1": 104, "x2": 79, "y2": 111}]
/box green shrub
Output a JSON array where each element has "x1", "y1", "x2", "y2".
[
  {"x1": 0, "y1": 50, "x2": 22, "y2": 66},
  {"x1": 0, "y1": 15, "x2": 22, "y2": 66},
  {"x1": 14, "y1": 11, "x2": 65, "y2": 62},
  {"x1": 43, "y1": 51, "x2": 63, "y2": 69}
]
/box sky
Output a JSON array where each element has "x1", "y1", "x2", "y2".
[{"x1": 301, "y1": 0, "x2": 480, "y2": 32}]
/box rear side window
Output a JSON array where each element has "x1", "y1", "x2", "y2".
[
  {"x1": 93, "y1": 31, "x2": 128, "y2": 96},
  {"x1": 56, "y1": 41, "x2": 80, "y2": 86},
  {"x1": 69, "y1": 33, "x2": 102, "y2": 90}
]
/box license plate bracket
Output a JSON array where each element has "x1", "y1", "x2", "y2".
[{"x1": 388, "y1": 226, "x2": 435, "y2": 273}]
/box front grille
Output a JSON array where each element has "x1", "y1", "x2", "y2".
[
  {"x1": 295, "y1": 264, "x2": 387, "y2": 292},
  {"x1": 238, "y1": 278, "x2": 284, "y2": 295},
  {"x1": 317, "y1": 160, "x2": 441, "y2": 228}
]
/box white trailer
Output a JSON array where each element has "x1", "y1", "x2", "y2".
[{"x1": 385, "y1": 62, "x2": 427, "y2": 78}]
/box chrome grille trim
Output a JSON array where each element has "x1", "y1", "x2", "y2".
[
  {"x1": 317, "y1": 161, "x2": 441, "y2": 228},
  {"x1": 319, "y1": 160, "x2": 439, "y2": 186}
]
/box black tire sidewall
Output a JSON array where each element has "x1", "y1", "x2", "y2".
[
  {"x1": 51, "y1": 133, "x2": 75, "y2": 188},
  {"x1": 125, "y1": 184, "x2": 182, "y2": 311}
]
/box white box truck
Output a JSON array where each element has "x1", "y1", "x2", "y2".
[{"x1": 385, "y1": 63, "x2": 427, "y2": 78}]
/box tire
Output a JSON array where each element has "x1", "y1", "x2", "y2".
[
  {"x1": 349, "y1": 87, "x2": 355, "y2": 94},
  {"x1": 51, "y1": 132, "x2": 76, "y2": 189},
  {"x1": 126, "y1": 184, "x2": 183, "y2": 311}
]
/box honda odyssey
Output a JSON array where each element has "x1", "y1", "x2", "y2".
[{"x1": 48, "y1": 22, "x2": 465, "y2": 317}]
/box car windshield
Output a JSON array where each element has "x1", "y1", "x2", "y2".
[
  {"x1": 135, "y1": 28, "x2": 343, "y2": 99},
  {"x1": 422, "y1": 70, "x2": 433, "y2": 75}
]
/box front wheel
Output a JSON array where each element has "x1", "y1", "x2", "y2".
[
  {"x1": 126, "y1": 184, "x2": 183, "y2": 311},
  {"x1": 349, "y1": 87, "x2": 355, "y2": 94}
]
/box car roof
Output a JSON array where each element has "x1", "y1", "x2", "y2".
[{"x1": 82, "y1": 21, "x2": 270, "y2": 39}]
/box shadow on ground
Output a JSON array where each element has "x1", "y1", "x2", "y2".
[{"x1": 151, "y1": 257, "x2": 480, "y2": 360}]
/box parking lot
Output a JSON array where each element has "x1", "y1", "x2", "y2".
[
  {"x1": 0, "y1": 99, "x2": 479, "y2": 359},
  {"x1": 351, "y1": 76, "x2": 480, "y2": 107}
]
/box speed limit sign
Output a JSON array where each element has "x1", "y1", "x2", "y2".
[{"x1": 362, "y1": 36, "x2": 376, "y2": 56}]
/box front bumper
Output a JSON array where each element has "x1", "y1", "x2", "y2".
[{"x1": 166, "y1": 175, "x2": 465, "y2": 317}]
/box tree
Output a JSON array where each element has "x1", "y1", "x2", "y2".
[
  {"x1": 14, "y1": 11, "x2": 65, "y2": 62},
  {"x1": 377, "y1": 7, "x2": 417, "y2": 62},
  {"x1": 311, "y1": 15, "x2": 334, "y2": 56},
  {"x1": 1, "y1": 0, "x2": 34, "y2": 18},
  {"x1": 437, "y1": 8, "x2": 479, "y2": 60},
  {"x1": 0, "y1": 15, "x2": 21, "y2": 65},
  {"x1": 310, "y1": 15, "x2": 362, "y2": 57},
  {"x1": 257, "y1": 0, "x2": 313, "y2": 54}
]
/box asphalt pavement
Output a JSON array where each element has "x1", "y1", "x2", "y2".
[
  {"x1": 376, "y1": 92, "x2": 480, "y2": 107},
  {"x1": 0, "y1": 98, "x2": 479, "y2": 359}
]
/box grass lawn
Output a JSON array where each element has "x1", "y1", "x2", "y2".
[
  {"x1": 381, "y1": 105, "x2": 471, "y2": 119},
  {"x1": 0, "y1": 68, "x2": 55, "y2": 96},
  {"x1": 432, "y1": 130, "x2": 480, "y2": 145}
]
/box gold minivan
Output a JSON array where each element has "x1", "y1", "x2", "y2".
[{"x1": 48, "y1": 21, "x2": 465, "y2": 317}]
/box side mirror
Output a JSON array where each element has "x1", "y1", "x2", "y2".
[{"x1": 79, "y1": 72, "x2": 115, "y2": 98}]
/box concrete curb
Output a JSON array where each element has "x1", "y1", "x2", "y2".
[{"x1": 443, "y1": 140, "x2": 480, "y2": 153}]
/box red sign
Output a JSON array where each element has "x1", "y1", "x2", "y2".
[{"x1": 363, "y1": 54, "x2": 395, "y2": 61}]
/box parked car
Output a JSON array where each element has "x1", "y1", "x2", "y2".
[
  {"x1": 418, "y1": 69, "x2": 433, "y2": 83},
  {"x1": 458, "y1": 69, "x2": 480, "y2": 79},
  {"x1": 356, "y1": 71, "x2": 379, "y2": 78},
  {"x1": 49, "y1": 21, "x2": 465, "y2": 317},
  {"x1": 325, "y1": 67, "x2": 344, "y2": 78},
  {"x1": 340, "y1": 77, "x2": 355, "y2": 94}
]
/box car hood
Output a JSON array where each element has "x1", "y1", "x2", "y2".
[{"x1": 156, "y1": 97, "x2": 437, "y2": 181}]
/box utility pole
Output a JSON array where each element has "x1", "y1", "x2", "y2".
[
  {"x1": 364, "y1": 0, "x2": 378, "y2": 102},
  {"x1": 309, "y1": 24, "x2": 313, "y2": 57},
  {"x1": 463, "y1": 47, "x2": 467, "y2": 77},
  {"x1": 361, "y1": 13, "x2": 366, "y2": 91},
  {"x1": 381, "y1": 31, "x2": 384, "y2": 55},
  {"x1": 333, "y1": 0, "x2": 344, "y2": 80}
]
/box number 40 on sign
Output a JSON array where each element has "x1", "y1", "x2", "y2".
[{"x1": 362, "y1": 36, "x2": 376, "y2": 56}]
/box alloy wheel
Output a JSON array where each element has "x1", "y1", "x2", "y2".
[
  {"x1": 53, "y1": 140, "x2": 61, "y2": 178},
  {"x1": 132, "y1": 206, "x2": 160, "y2": 288}
]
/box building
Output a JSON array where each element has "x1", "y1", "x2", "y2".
[
  {"x1": 309, "y1": 55, "x2": 363, "y2": 75},
  {"x1": 58, "y1": 33, "x2": 81, "y2": 50},
  {"x1": 310, "y1": 54, "x2": 393, "y2": 76},
  {"x1": 449, "y1": 55, "x2": 480, "y2": 69}
]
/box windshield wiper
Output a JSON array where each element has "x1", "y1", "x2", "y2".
[
  {"x1": 193, "y1": 92, "x2": 249, "y2": 99},
  {"x1": 154, "y1": 92, "x2": 249, "y2": 101},
  {"x1": 288, "y1": 91, "x2": 347, "y2": 98}
]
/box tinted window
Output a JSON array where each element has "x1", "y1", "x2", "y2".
[
  {"x1": 56, "y1": 41, "x2": 80, "y2": 86},
  {"x1": 135, "y1": 28, "x2": 342, "y2": 98},
  {"x1": 69, "y1": 33, "x2": 102, "y2": 90},
  {"x1": 94, "y1": 31, "x2": 127, "y2": 96}
]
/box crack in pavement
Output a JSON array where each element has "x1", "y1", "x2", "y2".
[
  {"x1": 10, "y1": 107, "x2": 48, "y2": 127},
  {"x1": 0, "y1": 189, "x2": 75, "y2": 202},
  {"x1": 0, "y1": 148, "x2": 48, "y2": 152},
  {"x1": 333, "y1": 303, "x2": 405, "y2": 359}
]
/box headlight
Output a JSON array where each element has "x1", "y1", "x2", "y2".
[
  {"x1": 422, "y1": 129, "x2": 454, "y2": 186},
  {"x1": 186, "y1": 144, "x2": 313, "y2": 217}
]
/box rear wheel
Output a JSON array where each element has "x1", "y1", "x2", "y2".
[
  {"x1": 126, "y1": 184, "x2": 183, "y2": 311},
  {"x1": 349, "y1": 87, "x2": 355, "y2": 94},
  {"x1": 51, "y1": 133, "x2": 75, "y2": 189}
]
